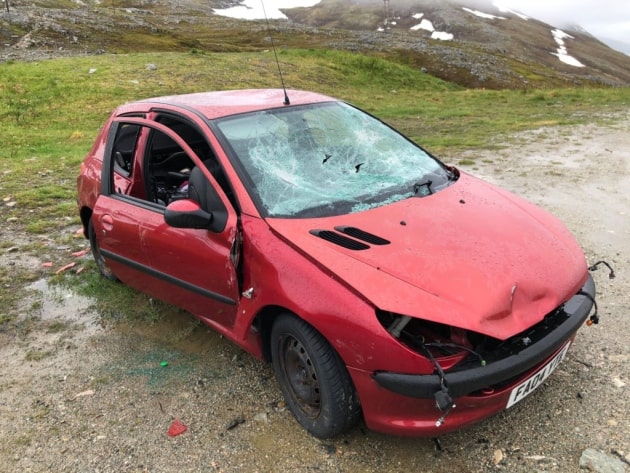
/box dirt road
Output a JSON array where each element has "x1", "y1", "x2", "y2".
[{"x1": 1, "y1": 117, "x2": 628, "y2": 472}]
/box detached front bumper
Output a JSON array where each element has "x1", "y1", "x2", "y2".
[
  {"x1": 373, "y1": 274, "x2": 595, "y2": 399},
  {"x1": 354, "y1": 275, "x2": 595, "y2": 436}
]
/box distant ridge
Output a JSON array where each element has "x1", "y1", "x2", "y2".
[
  {"x1": 281, "y1": 0, "x2": 630, "y2": 87},
  {"x1": 1, "y1": 0, "x2": 629, "y2": 88},
  {"x1": 599, "y1": 37, "x2": 630, "y2": 56}
]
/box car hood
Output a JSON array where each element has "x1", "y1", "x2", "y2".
[{"x1": 266, "y1": 173, "x2": 588, "y2": 340}]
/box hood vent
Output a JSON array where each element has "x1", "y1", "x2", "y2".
[
  {"x1": 310, "y1": 230, "x2": 370, "y2": 251},
  {"x1": 335, "y1": 226, "x2": 390, "y2": 245}
]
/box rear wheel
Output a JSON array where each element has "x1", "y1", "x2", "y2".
[
  {"x1": 88, "y1": 219, "x2": 117, "y2": 280},
  {"x1": 270, "y1": 314, "x2": 361, "y2": 438}
]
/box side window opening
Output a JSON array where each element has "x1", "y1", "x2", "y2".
[
  {"x1": 144, "y1": 130, "x2": 195, "y2": 206},
  {"x1": 112, "y1": 124, "x2": 140, "y2": 178},
  {"x1": 111, "y1": 116, "x2": 238, "y2": 211},
  {"x1": 108, "y1": 123, "x2": 143, "y2": 197},
  {"x1": 154, "y1": 115, "x2": 237, "y2": 209}
]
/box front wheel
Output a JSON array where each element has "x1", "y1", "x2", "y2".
[
  {"x1": 270, "y1": 314, "x2": 361, "y2": 438},
  {"x1": 88, "y1": 219, "x2": 117, "y2": 280}
]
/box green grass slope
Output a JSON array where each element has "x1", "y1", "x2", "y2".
[
  {"x1": 1, "y1": 50, "x2": 628, "y2": 227},
  {"x1": 0, "y1": 49, "x2": 629, "y2": 329}
]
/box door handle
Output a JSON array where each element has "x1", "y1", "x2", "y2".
[{"x1": 101, "y1": 214, "x2": 114, "y2": 232}]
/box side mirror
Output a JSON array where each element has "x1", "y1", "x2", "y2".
[{"x1": 164, "y1": 199, "x2": 213, "y2": 229}]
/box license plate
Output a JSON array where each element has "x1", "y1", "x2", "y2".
[{"x1": 506, "y1": 341, "x2": 571, "y2": 408}]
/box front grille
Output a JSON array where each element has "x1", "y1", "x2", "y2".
[{"x1": 458, "y1": 305, "x2": 569, "y2": 371}]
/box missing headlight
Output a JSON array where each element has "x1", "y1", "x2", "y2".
[
  {"x1": 377, "y1": 304, "x2": 573, "y2": 374},
  {"x1": 377, "y1": 310, "x2": 476, "y2": 370}
]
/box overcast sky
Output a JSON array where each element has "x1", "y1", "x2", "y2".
[{"x1": 497, "y1": 0, "x2": 630, "y2": 43}]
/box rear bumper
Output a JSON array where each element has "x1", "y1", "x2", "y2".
[{"x1": 373, "y1": 274, "x2": 594, "y2": 399}]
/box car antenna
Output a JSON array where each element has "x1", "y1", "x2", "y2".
[{"x1": 260, "y1": 0, "x2": 290, "y2": 105}]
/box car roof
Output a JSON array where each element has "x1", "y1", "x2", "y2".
[{"x1": 132, "y1": 89, "x2": 337, "y2": 120}]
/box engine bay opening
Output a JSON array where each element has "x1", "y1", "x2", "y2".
[{"x1": 376, "y1": 304, "x2": 571, "y2": 374}]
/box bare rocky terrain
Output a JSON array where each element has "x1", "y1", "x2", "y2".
[{"x1": 1, "y1": 115, "x2": 628, "y2": 472}]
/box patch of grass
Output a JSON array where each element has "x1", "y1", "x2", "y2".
[
  {"x1": 25, "y1": 220, "x2": 51, "y2": 234},
  {"x1": 13, "y1": 316, "x2": 43, "y2": 337},
  {"x1": 12, "y1": 435, "x2": 32, "y2": 447},
  {"x1": 0, "y1": 265, "x2": 42, "y2": 332},
  {"x1": 1, "y1": 50, "x2": 629, "y2": 321},
  {"x1": 168, "y1": 318, "x2": 203, "y2": 344},
  {"x1": 61, "y1": 267, "x2": 170, "y2": 324},
  {"x1": 24, "y1": 349, "x2": 54, "y2": 361},
  {"x1": 46, "y1": 321, "x2": 69, "y2": 334},
  {"x1": 30, "y1": 401, "x2": 51, "y2": 419},
  {"x1": 30, "y1": 300, "x2": 43, "y2": 312}
]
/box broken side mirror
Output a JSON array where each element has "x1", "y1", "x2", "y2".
[{"x1": 164, "y1": 199, "x2": 213, "y2": 229}]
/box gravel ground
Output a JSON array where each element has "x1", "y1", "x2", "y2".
[{"x1": 1, "y1": 116, "x2": 629, "y2": 472}]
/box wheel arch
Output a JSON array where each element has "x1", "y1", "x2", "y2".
[
  {"x1": 253, "y1": 305, "x2": 350, "y2": 366},
  {"x1": 253, "y1": 304, "x2": 292, "y2": 363}
]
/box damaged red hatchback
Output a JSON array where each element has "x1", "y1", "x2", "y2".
[{"x1": 77, "y1": 89, "x2": 596, "y2": 438}]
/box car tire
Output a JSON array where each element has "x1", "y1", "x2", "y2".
[
  {"x1": 270, "y1": 313, "x2": 361, "y2": 438},
  {"x1": 88, "y1": 219, "x2": 117, "y2": 281}
]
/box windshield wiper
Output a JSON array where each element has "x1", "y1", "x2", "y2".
[{"x1": 413, "y1": 180, "x2": 433, "y2": 196}]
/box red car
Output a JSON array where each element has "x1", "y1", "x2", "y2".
[{"x1": 77, "y1": 89, "x2": 595, "y2": 438}]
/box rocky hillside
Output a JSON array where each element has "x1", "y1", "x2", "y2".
[
  {"x1": 283, "y1": 0, "x2": 630, "y2": 87},
  {"x1": 1, "y1": 0, "x2": 629, "y2": 89}
]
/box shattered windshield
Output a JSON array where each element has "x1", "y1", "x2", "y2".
[{"x1": 215, "y1": 101, "x2": 449, "y2": 218}]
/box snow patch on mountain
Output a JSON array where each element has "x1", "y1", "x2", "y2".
[
  {"x1": 493, "y1": 3, "x2": 529, "y2": 20},
  {"x1": 213, "y1": 0, "x2": 320, "y2": 20},
  {"x1": 409, "y1": 13, "x2": 454, "y2": 40},
  {"x1": 551, "y1": 29, "x2": 585, "y2": 67},
  {"x1": 462, "y1": 7, "x2": 506, "y2": 20}
]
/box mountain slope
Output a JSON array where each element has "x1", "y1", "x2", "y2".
[
  {"x1": 598, "y1": 37, "x2": 630, "y2": 56},
  {"x1": 1, "y1": 0, "x2": 629, "y2": 89},
  {"x1": 282, "y1": 0, "x2": 630, "y2": 87}
]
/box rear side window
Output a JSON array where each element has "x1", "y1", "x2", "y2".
[{"x1": 112, "y1": 124, "x2": 140, "y2": 177}]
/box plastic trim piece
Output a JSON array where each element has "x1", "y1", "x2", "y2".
[{"x1": 100, "y1": 249, "x2": 237, "y2": 306}]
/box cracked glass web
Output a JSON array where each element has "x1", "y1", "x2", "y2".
[{"x1": 216, "y1": 102, "x2": 445, "y2": 217}]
